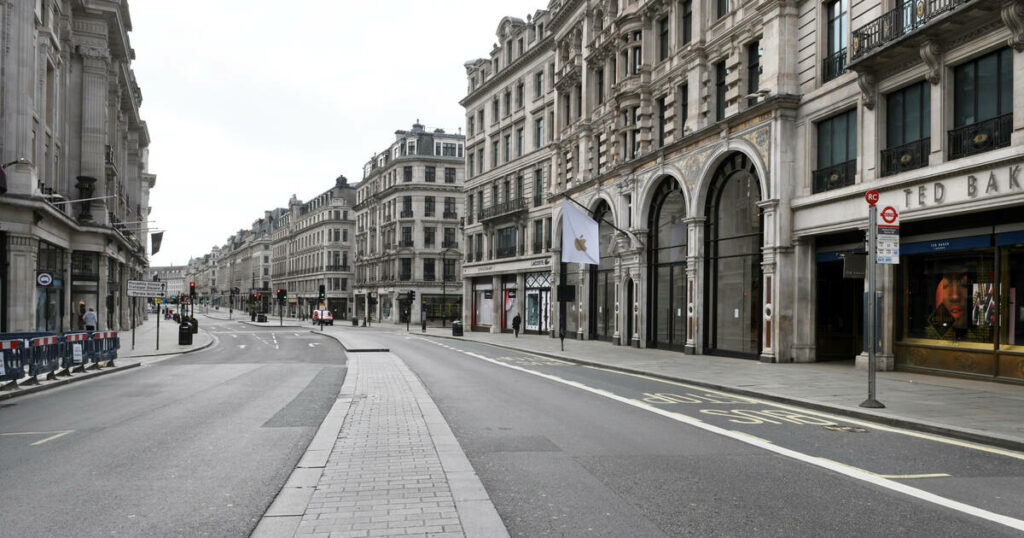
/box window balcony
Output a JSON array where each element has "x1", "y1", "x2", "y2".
[
  {"x1": 822, "y1": 48, "x2": 847, "y2": 83},
  {"x1": 442, "y1": 240, "x2": 459, "y2": 249},
  {"x1": 496, "y1": 245, "x2": 518, "y2": 259},
  {"x1": 812, "y1": 160, "x2": 856, "y2": 193},
  {"x1": 400, "y1": 209, "x2": 414, "y2": 218},
  {"x1": 479, "y1": 197, "x2": 528, "y2": 222},
  {"x1": 474, "y1": 252, "x2": 483, "y2": 262},
  {"x1": 948, "y1": 115, "x2": 1012, "y2": 161},
  {"x1": 880, "y1": 138, "x2": 930, "y2": 177},
  {"x1": 443, "y1": 211, "x2": 458, "y2": 219},
  {"x1": 850, "y1": 0, "x2": 973, "y2": 67},
  {"x1": 325, "y1": 264, "x2": 351, "y2": 272},
  {"x1": 399, "y1": 239, "x2": 414, "y2": 248},
  {"x1": 534, "y1": 193, "x2": 544, "y2": 207}
]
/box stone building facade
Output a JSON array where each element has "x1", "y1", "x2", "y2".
[
  {"x1": 467, "y1": 0, "x2": 1024, "y2": 382},
  {"x1": 270, "y1": 177, "x2": 358, "y2": 320},
  {"x1": 353, "y1": 123, "x2": 466, "y2": 326},
  {"x1": 1, "y1": 0, "x2": 155, "y2": 333}
]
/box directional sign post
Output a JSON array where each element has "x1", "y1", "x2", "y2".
[
  {"x1": 127, "y1": 280, "x2": 167, "y2": 352},
  {"x1": 861, "y1": 191, "x2": 885, "y2": 409}
]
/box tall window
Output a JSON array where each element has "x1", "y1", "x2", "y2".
[
  {"x1": 445, "y1": 167, "x2": 456, "y2": 183},
  {"x1": 504, "y1": 134, "x2": 511, "y2": 161},
  {"x1": 658, "y1": 17, "x2": 669, "y2": 61},
  {"x1": 491, "y1": 140, "x2": 499, "y2": 167},
  {"x1": 401, "y1": 226, "x2": 412, "y2": 245},
  {"x1": 951, "y1": 48, "x2": 1013, "y2": 159},
  {"x1": 656, "y1": 96, "x2": 667, "y2": 147},
  {"x1": 814, "y1": 109, "x2": 857, "y2": 192},
  {"x1": 682, "y1": 0, "x2": 693, "y2": 44},
  {"x1": 424, "y1": 196, "x2": 435, "y2": 217},
  {"x1": 444, "y1": 197, "x2": 455, "y2": 217},
  {"x1": 497, "y1": 227, "x2": 517, "y2": 258},
  {"x1": 747, "y1": 41, "x2": 761, "y2": 106},
  {"x1": 717, "y1": 0, "x2": 729, "y2": 18},
  {"x1": 492, "y1": 99, "x2": 499, "y2": 122},
  {"x1": 425, "y1": 166, "x2": 436, "y2": 182},
  {"x1": 423, "y1": 259, "x2": 435, "y2": 281},
  {"x1": 424, "y1": 227, "x2": 435, "y2": 248},
  {"x1": 536, "y1": 71, "x2": 545, "y2": 96},
  {"x1": 516, "y1": 83, "x2": 525, "y2": 109},
  {"x1": 596, "y1": 66, "x2": 605, "y2": 104},
  {"x1": 715, "y1": 61, "x2": 727, "y2": 121},
  {"x1": 535, "y1": 118, "x2": 545, "y2": 148},
  {"x1": 400, "y1": 258, "x2": 411, "y2": 281},
  {"x1": 516, "y1": 128, "x2": 524, "y2": 157},
  {"x1": 678, "y1": 83, "x2": 689, "y2": 134},
  {"x1": 533, "y1": 219, "x2": 544, "y2": 253},
  {"x1": 824, "y1": 0, "x2": 848, "y2": 82},
  {"x1": 403, "y1": 166, "x2": 412, "y2": 182},
  {"x1": 504, "y1": 92, "x2": 511, "y2": 116},
  {"x1": 632, "y1": 31, "x2": 643, "y2": 75},
  {"x1": 882, "y1": 80, "x2": 930, "y2": 176}
]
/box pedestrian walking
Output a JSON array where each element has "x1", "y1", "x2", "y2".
[
  {"x1": 512, "y1": 313, "x2": 521, "y2": 338},
  {"x1": 83, "y1": 307, "x2": 98, "y2": 331}
]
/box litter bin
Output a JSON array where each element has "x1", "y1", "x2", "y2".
[
  {"x1": 352, "y1": 317, "x2": 359, "y2": 326},
  {"x1": 190, "y1": 317, "x2": 199, "y2": 334},
  {"x1": 257, "y1": 313, "x2": 267, "y2": 323},
  {"x1": 452, "y1": 321, "x2": 463, "y2": 337},
  {"x1": 178, "y1": 321, "x2": 193, "y2": 345}
]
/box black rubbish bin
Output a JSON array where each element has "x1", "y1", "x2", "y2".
[
  {"x1": 178, "y1": 322, "x2": 193, "y2": 345},
  {"x1": 257, "y1": 313, "x2": 267, "y2": 323},
  {"x1": 452, "y1": 321, "x2": 464, "y2": 337},
  {"x1": 190, "y1": 317, "x2": 199, "y2": 334},
  {"x1": 352, "y1": 317, "x2": 359, "y2": 326}
]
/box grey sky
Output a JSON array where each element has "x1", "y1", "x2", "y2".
[{"x1": 131, "y1": 1, "x2": 544, "y2": 266}]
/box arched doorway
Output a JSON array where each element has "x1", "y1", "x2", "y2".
[
  {"x1": 647, "y1": 177, "x2": 687, "y2": 350},
  {"x1": 704, "y1": 153, "x2": 763, "y2": 358},
  {"x1": 589, "y1": 200, "x2": 615, "y2": 341}
]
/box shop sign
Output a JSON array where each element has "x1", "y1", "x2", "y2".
[
  {"x1": 37, "y1": 273, "x2": 53, "y2": 286},
  {"x1": 900, "y1": 164, "x2": 1022, "y2": 209}
]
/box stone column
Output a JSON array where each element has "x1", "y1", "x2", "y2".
[
  {"x1": 757, "y1": 199, "x2": 781, "y2": 363},
  {"x1": 684, "y1": 217, "x2": 705, "y2": 354},
  {"x1": 791, "y1": 237, "x2": 817, "y2": 362},
  {"x1": 491, "y1": 274, "x2": 502, "y2": 333},
  {"x1": 7, "y1": 235, "x2": 38, "y2": 332},
  {"x1": 78, "y1": 46, "x2": 111, "y2": 223},
  {"x1": 462, "y1": 275, "x2": 472, "y2": 327}
]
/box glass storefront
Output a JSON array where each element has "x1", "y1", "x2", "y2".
[
  {"x1": 423, "y1": 294, "x2": 462, "y2": 325},
  {"x1": 501, "y1": 276, "x2": 517, "y2": 331},
  {"x1": 564, "y1": 267, "x2": 580, "y2": 337},
  {"x1": 897, "y1": 229, "x2": 1024, "y2": 381},
  {"x1": 590, "y1": 202, "x2": 615, "y2": 341},
  {"x1": 473, "y1": 279, "x2": 493, "y2": 327},
  {"x1": 36, "y1": 242, "x2": 66, "y2": 332},
  {"x1": 705, "y1": 154, "x2": 762, "y2": 357},
  {"x1": 71, "y1": 251, "x2": 100, "y2": 331},
  {"x1": 648, "y1": 177, "x2": 687, "y2": 350},
  {"x1": 525, "y1": 272, "x2": 551, "y2": 333}
]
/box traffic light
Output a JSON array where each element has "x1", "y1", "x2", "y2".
[
  {"x1": 189, "y1": 282, "x2": 196, "y2": 298},
  {"x1": 408, "y1": 290, "x2": 415, "y2": 302},
  {"x1": 180, "y1": 293, "x2": 186, "y2": 304},
  {"x1": 318, "y1": 284, "x2": 326, "y2": 300},
  {"x1": 276, "y1": 288, "x2": 287, "y2": 303}
]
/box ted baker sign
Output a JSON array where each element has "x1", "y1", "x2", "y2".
[{"x1": 902, "y1": 164, "x2": 1021, "y2": 208}]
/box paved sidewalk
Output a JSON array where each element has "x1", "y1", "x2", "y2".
[
  {"x1": 253, "y1": 336, "x2": 507, "y2": 538},
  {"x1": 318, "y1": 321, "x2": 1024, "y2": 451}
]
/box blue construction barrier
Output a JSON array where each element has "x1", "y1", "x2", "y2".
[
  {"x1": 62, "y1": 332, "x2": 93, "y2": 375},
  {"x1": 1, "y1": 338, "x2": 27, "y2": 387},
  {"x1": 90, "y1": 331, "x2": 119, "y2": 368},
  {"x1": 26, "y1": 335, "x2": 62, "y2": 384}
]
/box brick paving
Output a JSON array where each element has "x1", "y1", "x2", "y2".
[{"x1": 294, "y1": 353, "x2": 466, "y2": 538}]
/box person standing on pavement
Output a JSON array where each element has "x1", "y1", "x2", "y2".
[
  {"x1": 512, "y1": 313, "x2": 521, "y2": 338},
  {"x1": 83, "y1": 307, "x2": 98, "y2": 332}
]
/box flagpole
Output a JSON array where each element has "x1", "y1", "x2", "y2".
[{"x1": 560, "y1": 192, "x2": 635, "y2": 239}]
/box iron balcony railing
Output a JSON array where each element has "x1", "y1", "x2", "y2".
[
  {"x1": 812, "y1": 159, "x2": 857, "y2": 193},
  {"x1": 851, "y1": 0, "x2": 967, "y2": 61},
  {"x1": 496, "y1": 245, "x2": 518, "y2": 259},
  {"x1": 325, "y1": 264, "x2": 351, "y2": 272},
  {"x1": 822, "y1": 48, "x2": 847, "y2": 83},
  {"x1": 443, "y1": 211, "x2": 458, "y2": 219},
  {"x1": 948, "y1": 115, "x2": 1012, "y2": 160},
  {"x1": 400, "y1": 209, "x2": 414, "y2": 218},
  {"x1": 880, "y1": 138, "x2": 930, "y2": 177},
  {"x1": 479, "y1": 198, "x2": 528, "y2": 222},
  {"x1": 442, "y1": 240, "x2": 458, "y2": 248},
  {"x1": 399, "y1": 239, "x2": 414, "y2": 248}
]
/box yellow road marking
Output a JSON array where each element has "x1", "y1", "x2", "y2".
[{"x1": 580, "y1": 365, "x2": 1024, "y2": 461}]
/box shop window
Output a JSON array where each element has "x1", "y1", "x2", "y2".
[
  {"x1": 882, "y1": 81, "x2": 930, "y2": 177},
  {"x1": 813, "y1": 109, "x2": 857, "y2": 193},
  {"x1": 901, "y1": 249, "x2": 994, "y2": 344},
  {"x1": 950, "y1": 47, "x2": 1013, "y2": 160}
]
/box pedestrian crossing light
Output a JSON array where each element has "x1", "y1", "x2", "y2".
[{"x1": 318, "y1": 284, "x2": 325, "y2": 300}]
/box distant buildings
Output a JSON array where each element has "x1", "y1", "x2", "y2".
[
  {"x1": 0, "y1": 1, "x2": 155, "y2": 332},
  {"x1": 353, "y1": 122, "x2": 466, "y2": 325}
]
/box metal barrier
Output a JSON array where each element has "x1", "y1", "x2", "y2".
[
  {"x1": 63, "y1": 332, "x2": 93, "y2": 375},
  {"x1": 26, "y1": 335, "x2": 62, "y2": 384},
  {"x1": 1, "y1": 338, "x2": 27, "y2": 390},
  {"x1": 92, "y1": 331, "x2": 119, "y2": 368}
]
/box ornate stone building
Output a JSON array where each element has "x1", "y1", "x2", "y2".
[
  {"x1": 467, "y1": 0, "x2": 1024, "y2": 381},
  {"x1": 354, "y1": 123, "x2": 466, "y2": 325},
  {"x1": 1, "y1": 1, "x2": 155, "y2": 332}
]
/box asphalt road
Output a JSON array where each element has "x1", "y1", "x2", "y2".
[
  {"x1": 387, "y1": 333, "x2": 1024, "y2": 537},
  {"x1": 0, "y1": 317, "x2": 346, "y2": 538}
]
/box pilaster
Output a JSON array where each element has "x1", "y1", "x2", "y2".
[{"x1": 7, "y1": 234, "x2": 38, "y2": 332}]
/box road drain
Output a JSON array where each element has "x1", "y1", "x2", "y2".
[{"x1": 823, "y1": 425, "x2": 869, "y2": 433}]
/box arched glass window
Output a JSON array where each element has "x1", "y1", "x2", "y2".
[
  {"x1": 589, "y1": 201, "x2": 615, "y2": 340},
  {"x1": 647, "y1": 177, "x2": 687, "y2": 349}
]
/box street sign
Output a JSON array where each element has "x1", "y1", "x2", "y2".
[
  {"x1": 37, "y1": 273, "x2": 53, "y2": 286},
  {"x1": 155, "y1": 298, "x2": 163, "y2": 304},
  {"x1": 876, "y1": 205, "x2": 900, "y2": 265},
  {"x1": 127, "y1": 280, "x2": 167, "y2": 297},
  {"x1": 865, "y1": 190, "x2": 879, "y2": 206}
]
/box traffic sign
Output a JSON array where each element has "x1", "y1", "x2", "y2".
[
  {"x1": 880, "y1": 205, "x2": 899, "y2": 224},
  {"x1": 127, "y1": 280, "x2": 167, "y2": 297},
  {"x1": 865, "y1": 190, "x2": 879, "y2": 206}
]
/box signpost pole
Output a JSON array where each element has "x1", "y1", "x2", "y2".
[
  {"x1": 156, "y1": 299, "x2": 160, "y2": 351},
  {"x1": 861, "y1": 191, "x2": 885, "y2": 409},
  {"x1": 132, "y1": 297, "x2": 136, "y2": 350}
]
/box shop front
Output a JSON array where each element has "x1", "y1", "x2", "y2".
[
  {"x1": 471, "y1": 278, "x2": 493, "y2": 330},
  {"x1": 71, "y1": 251, "x2": 101, "y2": 331},
  {"x1": 36, "y1": 242, "x2": 66, "y2": 333},
  {"x1": 524, "y1": 272, "x2": 551, "y2": 334}
]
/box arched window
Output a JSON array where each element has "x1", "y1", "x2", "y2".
[
  {"x1": 589, "y1": 201, "x2": 615, "y2": 340},
  {"x1": 647, "y1": 177, "x2": 687, "y2": 349}
]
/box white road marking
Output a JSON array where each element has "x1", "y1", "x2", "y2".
[
  {"x1": 31, "y1": 430, "x2": 73, "y2": 445},
  {"x1": 308, "y1": 343, "x2": 320, "y2": 348},
  {"x1": 461, "y1": 351, "x2": 1024, "y2": 532},
  {"x1": 0, "y1": 430, "x2": 74, "y2": 446},
  {"x1": 238, "y1": 344, "x2": 247, "y2": 350}
]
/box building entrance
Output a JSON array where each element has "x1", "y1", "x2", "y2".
[{"x1": 815, "y1": 259, "x2": 863, "y2": 361}]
